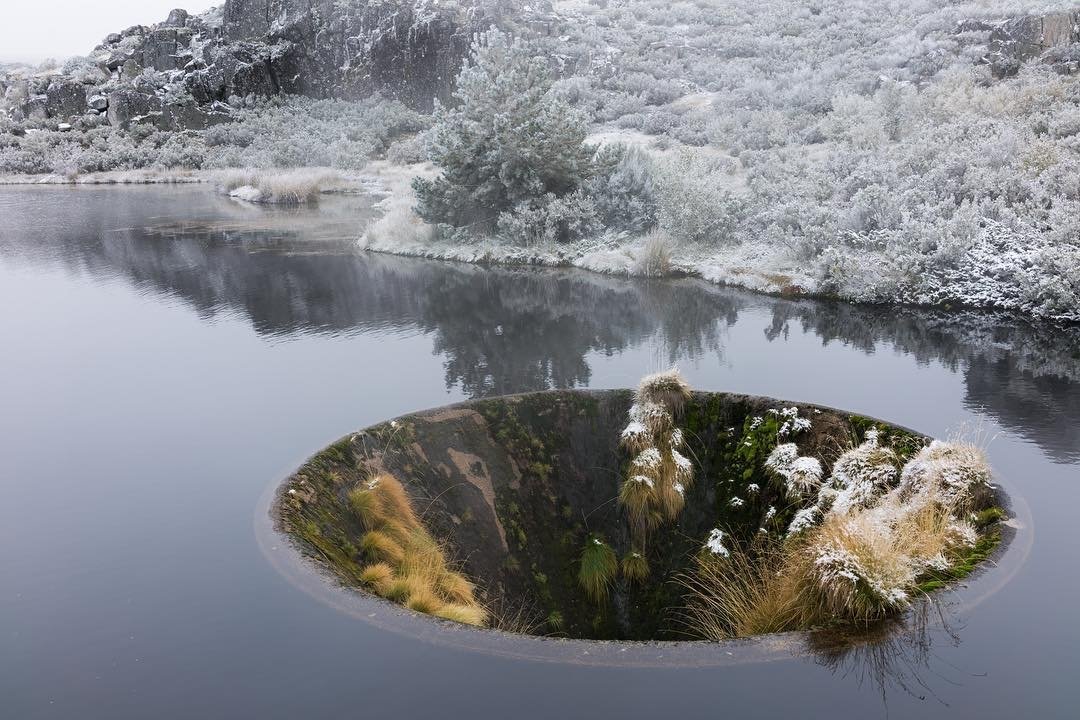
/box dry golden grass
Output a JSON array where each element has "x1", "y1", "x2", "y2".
[
  {"x1": 360, "y1": 530, "x2": 406, "y2": 565},
  {"x1": 405, "y1": 586, "x2": 442, "y2": 614},
  {"x1": 347, "y1": 473, "x2": 487, "y2": 627},
  {"x1": 434, "y1": 603, "x2": 489, "y2": 626},
  {"x1": 359, "y1": 563, "x2": 395, "y2": 594},
  {"x1": 678, "y1": 540, "x2": 822, "y2": 639},
  {"x1": 680, "y1": 492, "x2": 982, "y2": 638}
]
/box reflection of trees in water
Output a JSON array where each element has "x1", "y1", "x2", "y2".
[
  {"x1": 3, "y1": 185, "x2": 1078, "y2": 458},
  {"x1": 805, "y1": 600, "x2": 962, "y2": 709},
  {"x1": 421, "y1": 270, "x2": 742, "y2": 396},
  {"x1": 764, "y1": 301, "x2": 1080, "y2": 464}
]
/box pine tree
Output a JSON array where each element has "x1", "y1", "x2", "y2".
[{"x1": 412, "y1": 30, "x2": 592, "y2": 232}]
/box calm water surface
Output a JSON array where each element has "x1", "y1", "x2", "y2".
[{"x1": 1, "y1": 186, "x2": 1077, "y2": 718}]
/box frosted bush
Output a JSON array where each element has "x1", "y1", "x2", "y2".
[
  {"x1": 895, "y1": 440, "x2": 993, "y2": 511},
  {"x1": 586, "y1": 143, "x2": 658, "y2": 234},
  {"x1": 413, "y1": 30, "x2": 592, "y2": 233},
  {"x1": 655, "y1": 151, "x2": 745, "y2": 245},
  {"x1": 496, "y1": 190, "x2": 600, "y2": 246}
]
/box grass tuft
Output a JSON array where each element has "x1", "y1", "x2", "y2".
[
  {"x1": 433, "y1": 603, "x2": 488, "y2": 626},
  {"x1": 622, "y1": 551, "x2": 650, "y2": 583},
  {"x1": 359, "y1": 563, "x2": 395, "y2": 594},
  {"x1": 578, "y1": 535, "x2": 618, "y2": 603},
  {"x1": 344, "y1": 473, "x2": 487, "y2": 627}
]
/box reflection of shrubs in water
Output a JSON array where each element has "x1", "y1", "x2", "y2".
[
  {"x1": 347, "y1": 474, "x2": 487, "y2": 627},
  {"x1": 807, "y1": 600, "x2": 958, "y2": 706}
]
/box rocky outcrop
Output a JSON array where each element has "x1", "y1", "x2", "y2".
[
  {"x1": 1, "y1": 1, "x2": 526, "y2": 131},
  {"x1": 986, "y1": 10, "x2": 1080, "y2": 77},
  {"x1": 88, "y1": 1, "x2": 513, "y2": 113}
]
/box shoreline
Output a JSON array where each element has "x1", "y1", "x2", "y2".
[{"x1": 3, "y1": 171, "x2": 1076, "y2": 328}]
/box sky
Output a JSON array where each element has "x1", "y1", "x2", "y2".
[{"x1": 0, "y1": 1, "x2": 217, "y2": 63}]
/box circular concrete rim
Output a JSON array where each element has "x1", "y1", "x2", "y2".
[{"x1": 255, "y1": 389, "x2": 1032, "y2": 668}]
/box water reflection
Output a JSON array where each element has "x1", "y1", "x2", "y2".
[
  {"x1": 805, "y1": 600, "x2": 960, "y2": 708},
  {"x1": 1, "y1": 186, "x2": 1077, "y2": 461}
]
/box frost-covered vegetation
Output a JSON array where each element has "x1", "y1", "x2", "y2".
[
  {"x1": 618, "y1": 368, "x2": 694, "y2": 572},
  {"x1": 681, "y1": 427, "x2": 1001, "y2": 638},
  {"x1": 213, "y1": 168, "x2": 346, "y2": 205},
  {"x1": 370, "y1": 1, "x2": 1080, "y2": 323},
  {"x1": 347, "y1": 473, "x2": 487, "y2": 626},
  {"x1": 3, "y1": 0, "x2": 1077, "y2": 321},
  {"x1": 0, "y1": 93, "x2": 424, "y2": 176}
]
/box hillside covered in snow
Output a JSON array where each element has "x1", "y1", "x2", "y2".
[{"x1": 1, "y1": 1, "x2": 1078, "y2": 322}]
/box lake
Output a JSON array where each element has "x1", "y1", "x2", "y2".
[{"x1": 1, "y1": 186, "x2": 1077, "y2": 718}]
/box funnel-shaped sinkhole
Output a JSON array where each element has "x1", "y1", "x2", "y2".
[{"x1": 274, "y1": 390, "x2": 1004, "y2": 641}]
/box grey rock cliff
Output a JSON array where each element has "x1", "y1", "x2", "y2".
[{"x1": 987, "y1": 10, "x2": 1080, "y2": 77}]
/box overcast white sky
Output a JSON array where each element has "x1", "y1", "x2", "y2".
[{"x1": 0, "y1": 2, "x2": 218, "y2": 63}]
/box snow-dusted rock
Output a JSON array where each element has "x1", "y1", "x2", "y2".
[{"x1": 229, "y1": 185, "x2": 265, "y2": 203}]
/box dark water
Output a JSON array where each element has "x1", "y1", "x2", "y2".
[{"x1": 1, "y1": 186, "x2": 1077, "y2": 718}]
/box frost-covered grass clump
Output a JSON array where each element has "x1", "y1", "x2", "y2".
[
  {"x1": 213, "y1": 168, "x2": 345, "y2": 205},
  {"x1": 618, "y1": 368, "x2": 694, "y2": 574},
  {"x1": 683, "y1": 431, "x2": 1001, "y2": 639}
]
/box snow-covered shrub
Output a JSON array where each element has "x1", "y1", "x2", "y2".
[
  {"x1": 765, "y1": 443, "x2": 824, "y2": 498},
  {"x1": 385, "y1": 132, "x2": 429, "y2": 165},
  {"x1": 585, "y1": 143, "x2": 658, "y2": 233},
  {"x1": 205, "y1": 96, "x2": 426, "y2": 170},
  {"x1": 362, "y1": 183, "x2": 438, "y2": 249},
  {"x1": 655, "y1": 151, "x2": 745, "y2": 245},
  {"x1": 684, "y1": 431, "x2": 997, "y2": 636},
  {"x1": 894, "y1": 440, "x2": 993, "y2": 512},
  {"x1": 495, "y1": 190, "x2": 600, "y2": 246},
  {"x1": 821, "y1": 434, "x2": 901, "y2": 517},
  {"x1": 413, "y1": 30, "x2": 592, "y2": 233}
]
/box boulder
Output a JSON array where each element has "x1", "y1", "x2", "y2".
[
  {"x1": 136, "y1": 111, "x2": 172, "y2": 131},
  {"x1": 45, "y1": 81, "x2": 87, "y2": 118},
  {"x1": 22, "y1": 96, "x2": 48, "y2": 122},
  {"x1": 142, "y1": 28, "x2": 180, "y2": 70},
  {"x1": 162, "y1": 100, "x2": 232, "y2": 130},
  {"x1": 163, "y1": 9, "x2": 190, "y2": 29},
  {"x1": 106, "y1": 89, "x2": 160, "y2": 129},
  {"x1": 88, "y1": 94, "x2": 109, "y2": 112},
  {"x1": 121, "y1": 59, "x2": 143, "y2": 82}
]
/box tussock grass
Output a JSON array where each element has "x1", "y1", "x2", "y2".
[
  {"x1": 622, "y1": 551, "x2": 650, "y2": 583},
  {"x1": 360, "y1": 530, "x2": 406, "y2": 565},
  {"x1": 678, "y1": 540, "x2": 822, "y2": 639},
  {"x1": 617, "y1": 369, "x2": 694, "y2": 574},
  {"x1": 680, "y1": 440, "x2": 1000, "y2": 638},
  {"x1": 361, "y1": 186, "x2": 438, "y2": 248},
  {"x1": 213, "y1": 167, "x2": 345, "y2": 204},
  {"x1": 578, "y1": 535, "x2": 618, "y2": 603},
  {"x1": 633, "y1": 229, "x2": 674, "y2": 277},
  {"x1": 347, "y1": 473, "x2": 487, "y2": 627},
  {"x1": 434, "y1": 604, "x2": 489, "y2": 626},
  {"x1": 359, "y1": 562, "x2": 395, "y2": 594},
  {"x1": 636, "y1": 367, "x2": 692, "y2": 417}
]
